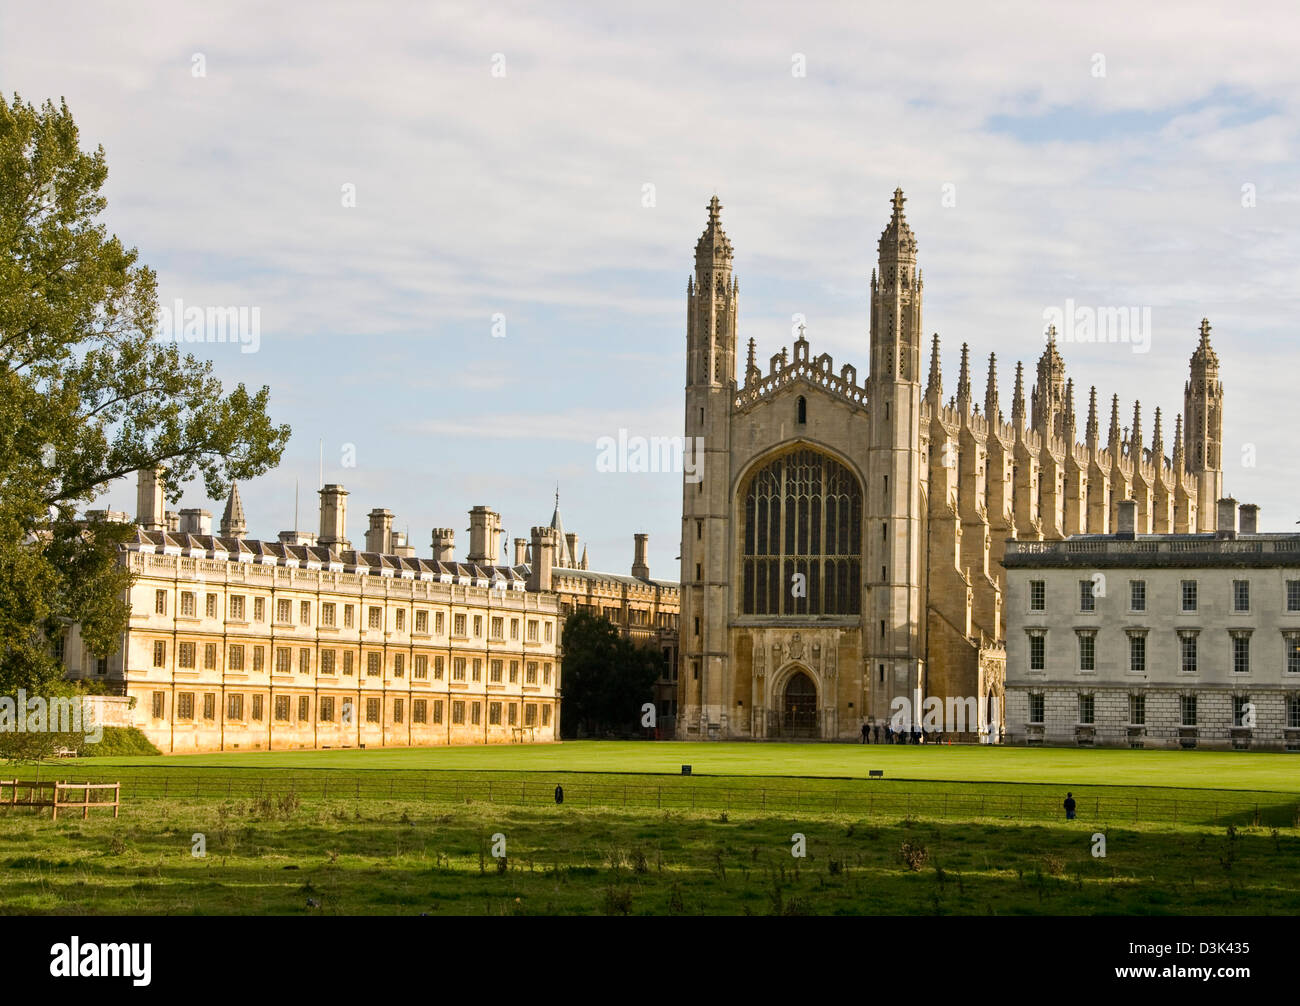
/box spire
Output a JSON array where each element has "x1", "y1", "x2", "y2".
[
  {"x1": 1011, "y1": 361, "x2": 1025, "y2": 426},
  {"x1": 1130, "y1": 401, "x2": 1143, "y2": 454},
  {"x1": 745, "y1": 336, "x2": 757, "y2": 380},
  {"x1": 1173, "y1": 412, "x2": 1185, "y2": 470},
  {"x1": 219, "y1": 481, "x2": 247, "y2": 538},
  {"x1": 926, "y1": 333, "x2": 942, "y2": 400},
  {"x1": 579, "y1": 544, "x2": 588, "y2": 570},
  {"x1": 984, "y1": 353, "x2": 999, "y2": 421},
  {"x1": 1064, "y1": 379, "x2": 1076, "y2": 437},
  {"x1": 956, "y1": 342, "x2": 971, "y2": 410},
  {"x1": 1190, "y1": 317, "x2": 1219, "y2": 371},
  {"x1": 1152, "y1": 406, "x2": 1165, "y2": 460},
  {"x1": 877, "y1": 187, "x2": 918, "y2": 262},
  {"x1": 1086, "y1": 386, "x2": 1099, "y2": 446},
  {"x1": 1108, "y1": 394, "x2": 1121, "y2": 449},
  {"x1": 694, "y1": 194, "x2": 733, "y2": 271}
]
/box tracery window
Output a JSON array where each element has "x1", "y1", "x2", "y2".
[{"x1": 741, "y1": 448, "x2": 862, "y2": 615}]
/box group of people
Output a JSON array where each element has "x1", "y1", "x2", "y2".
[{"x1": 859, "y1": 721, "x2": 944, "y2": 745}]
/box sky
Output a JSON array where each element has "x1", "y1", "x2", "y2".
[{"x1": 2, "y1": 1, "x2": 1299, "y2": 575}]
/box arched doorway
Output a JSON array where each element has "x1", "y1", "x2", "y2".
[{"x1": 782, "y1": 671, "x2": 818, "y2": 738}]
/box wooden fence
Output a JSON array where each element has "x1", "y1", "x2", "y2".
[{"x1": 0, "y1": 780, "x2": 121, "y2": 820}]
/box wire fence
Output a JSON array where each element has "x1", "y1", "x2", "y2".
[{"x1": 16, "y1": 770, "x2": 1296, "y2": 828}]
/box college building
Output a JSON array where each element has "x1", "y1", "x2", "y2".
[{"x1": 1003, "y1": 498, "x2": 1300, "y2": 750}]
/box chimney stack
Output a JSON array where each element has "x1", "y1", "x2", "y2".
[
  {"x1": 632, "y1": 533, "x2": 650, "y2": 579},
  {"x1": 136, "y1": 468, "x2": 166, "y2": 532},
  {"x1": 390, "y1": 531, "x2": 416, "y2": 557},
  {"x1": 513, "y1": 537, "x2": 529, "y2": 565},
  {"x1": 431, "y1": 528, "x2": 456, "y2": 563},
  {"x1": 527, "y1": 527, "x2": 558, "y2": 592},
  {"x1": 564, "y1": 532, "x2": 579, "y2": 567},
  {"x1": 1116, "y1": 500, "x2": 1136, "y2": 539},
  {"x1": 1216, "y1": 497, "x2": 1238, "y2": 539},
  {"x1": 318, "y1": 484, "x2": 350, "y2": 548},
  {"x1": 467, "y1": 506, "x2": 503, "y2": 564},
  {"x1": 1239, "y1": 503, "x2": 1259, "y2": 536},
  {"x1": 178, "y1": 508, "x2": 212, "y2": 535},
  {"x1": 365, "y1": 508, "x2": 394, "y2": 554}
]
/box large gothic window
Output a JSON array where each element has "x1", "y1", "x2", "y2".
[{"x1": 741, "y1": 448, "x2": 862, "y2": 616}]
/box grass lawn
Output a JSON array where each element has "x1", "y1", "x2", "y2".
[{"x1": 67, "y1": 740, "x2": 1300, "y2": 792}]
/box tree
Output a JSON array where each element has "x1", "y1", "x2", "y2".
[
  {"x1": 560, "y1": 611, "x2": 663, "y2": 738},
  {"x1": 0, "y1": 95, "x2": 290, "y2": 694}
]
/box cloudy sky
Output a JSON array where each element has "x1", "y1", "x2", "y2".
[{"x1": 3, "y1": 1, "x2": 1298, "y2": 573}]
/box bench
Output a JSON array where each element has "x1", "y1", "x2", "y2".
[{"x1": 868, "y1": 770, "x2": 884, "y2": 779}]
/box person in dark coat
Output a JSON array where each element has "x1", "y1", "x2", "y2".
[
  {"x1": 1063, "y1": 792, "x2": 1076, "y2": 820},
  {"x1": 885, "y1": 723, "x2": 893, "y2": 744},
  {"x1": 874, "y1": 723, "x2": 882, "y2": 744},
  {"x1": 554, "y1": 784, "x2": 564, "y2": 805},
  {"x1": 861, "y1": 722, "x2": 870, "y2": 744}
]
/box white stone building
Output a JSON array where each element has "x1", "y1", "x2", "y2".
[{"x1": 1004, "y1": 498, "x2": 1300, "y2": 750}]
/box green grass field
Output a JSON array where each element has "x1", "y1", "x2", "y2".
[{"x1": 2, "y1": 741, "x2": 1298, "y2": 915}]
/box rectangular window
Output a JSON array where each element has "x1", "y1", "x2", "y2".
[
  {"x1": 1181, "y1": 694, "x2": 1198, "y2": 726},
  {"x1": 1029, "y1": 580, "x2": 1045, "y2": 610},
  {"x1": 320, "y1": 649, "x2": 335, "y2": 675},
  {"x1": 453, "y1": 657, "x2": 466, "y2": 681},
  {"x1": 1129, "y1": 580, "x2": 1145, "y2": 612},
  {"x1": 1288, "y1": 695, "x2": 1300, "y2": 729},
  {"x1": 277, "y1": 598, "x2": 292, "y2": 623},
  {"x1": 1288, "y1": 581, "x2": 1300, "y2": 612},
  {"x1": 1078, "y1": 580, "x2": 1095, "y2": 612},
  {"x1": 252, "y1": 646, "x2": 264, "y2": 672},
  {"x1": 206, "y1": 593, "x2": 217, "y2": 618},
  {"x1": 298, "y1": 695, "x2": 310, "y2": 722},
  {"x1": 396, "y1": 609, "x2": 406, "y2": 632},
  {"x1": 491, "y1": 617, "x2": 503, "y2": 640},
  {"x1": 180, "y1": 591, "x2": 195, "y2": 617},
  {"x1": 369, "y1": 606, "x2": 382, "y2": 629},
  {"x1": 1232, "y1": 633, "x2": 1250, "y2": 674},
  {"x1": 252, "y1": 694, "x2": 263, "y2": 721},
  {"x1": 545, "y1": 622, "x2": 553, "y2": 643},
  {"x1": 1180, "y1": 633, "x2": 1198, "y2": 674},
  {"x1": 508, "y1": 702, "x2": 518, "y2": 726},
  {"x1": 230, "y1": 595, "x2": 245, "y2": 621},
  {"x1": 1028, "y1": 693, "x2": 1044, "y2": 723},
  {"x1": 434, "y1": 656, "x2": 445, "y2": 680},
  {"x1": 1078, "y1": 693, "x2": 1094, "y2": 725},
  {"x1": 275, "y1": 647, "x2": 291, "y2": 673},
  {"x1": 436, "y1": 611, "x2": 445, "y2": 635},
  {"x1": 394, "y1": 697, "x2": 404, "y2": 724},
  {"x1": 155, "y1": 590, "x2": 167, "y2": 615},
  {"x1": 510, "y1": 618, "x2": 519, "y2": 640},
  {"x1": 472, "y1": 659, "x2": 481, "y2": 682},
  {"x1": 320, "y1": 696, "x2": 334, "y2": 722},
  {"x1": 152, "y1": 691, "x2": 166, "y2": 718},
  {"x1": 343, "y1": 650, "x2": 354, "y2": 676},
  {"x1": 543, "y1": 663, "x2": 552, "y2": 685},
  {"x1": 1181, "y1": 580, "x2": 1197, "y2": 612},
  {"x1": 253, "y1": 596, "x2": 265, "y2": 623},
  {"x1": 203, "y1": 643, "x2": 217, "y2": 670},
  {"x1": 454, "y1": 613, "x2": 466, "y2": 636},
  {"x1": 1129, "y1": 693, "x2": 1145, "y2": 725},
  {"x1": 433, "y1": 700, "x2": 444, "y2": 725},
  {"x1": 489, "y1": 701, "x2": 502, "y2": 725},
  {"x1": 178, "y1": 642, "x2": 195, "y2": 669},
  {"x1": 473, "y1": 615, "x2": 482, "y2": 637},
  {"x1": 177, "y1": 692, "x2": 194, "y2": 720},
  {"x1": 344, "y1": 604, "x2": 354, "y2": 628},
  {"x1": 274, "y1": 695, "x2": 290, "y2": 722},
  {"x1": 1077, "y1": 632, "x2": 1095, "y2": 672},
  {"x1": 526, "y1": 661, "x2": 538, "y2": 684},
  {"x1": 527, "y1": 619, "x2": 539, "y2": 641},
  {"x1": 470, "y1": 701, "x2": 481, "y2": 726},
  {"x1": 1233, "y1": 695, "x2": 1251, "y2": 727},
  {"x1": 367, "y1": 652, "x2": 381, "y2": 676},
  {"x1": 452, "y1": 700, "x2": 465, "y2": 724},
  {"x1": 1233, "y1": 580, "x2": 1250, "y2": 613},
  {"x1": 1286, "y1": 633, "x2": 1300, "y2": 674},
  {"x1": 416, "y1": 610, "x2": 428, "y2": 634},
  {"x1": 227, "y1": 694, "x2": 243, "y2": 721},
  {"x1": 321, "y1": 602, "x2": 336, "y2": 627},
  {"x1": 394, "y1": 653, "x2": 405, "y2": 678},
  {"x1": 415, "y1": 654, "x2": 428, "y2": 679},
  {"x1": 1128, "y1": 633, "x2": 1146, "y2": 674},
  {"x1": 490, "y1": 659, "x2": 503, "y2": 683},
  {"x1": 1028, "y1": 633, "x2": 1045, "y2": 672},
  {"x1": 525, "y1": 703, "x2": 538, "y2": 727},
  {"x1": 413, "y1": 699, "x2": 427, "y2": 724},
  {"x1": 228, "y1": 644, "x2": 244, "y2": 671},
  {"x1": 203, "y1": 693, "x2": 216, "y2": 721},
  {"x1": 542, "y1": 705, "x2": 552, "y2": 726},
  {"x1": 298, "y1": 649, "x2": 311, "y2": 675}
]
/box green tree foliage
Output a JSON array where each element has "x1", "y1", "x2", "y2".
[
  {"x1": 559, "y1": 611, "x2": 664, "y2": 738},
  {"x1": 0, "y1": 95, "x2": 290, "y2": 693}
]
